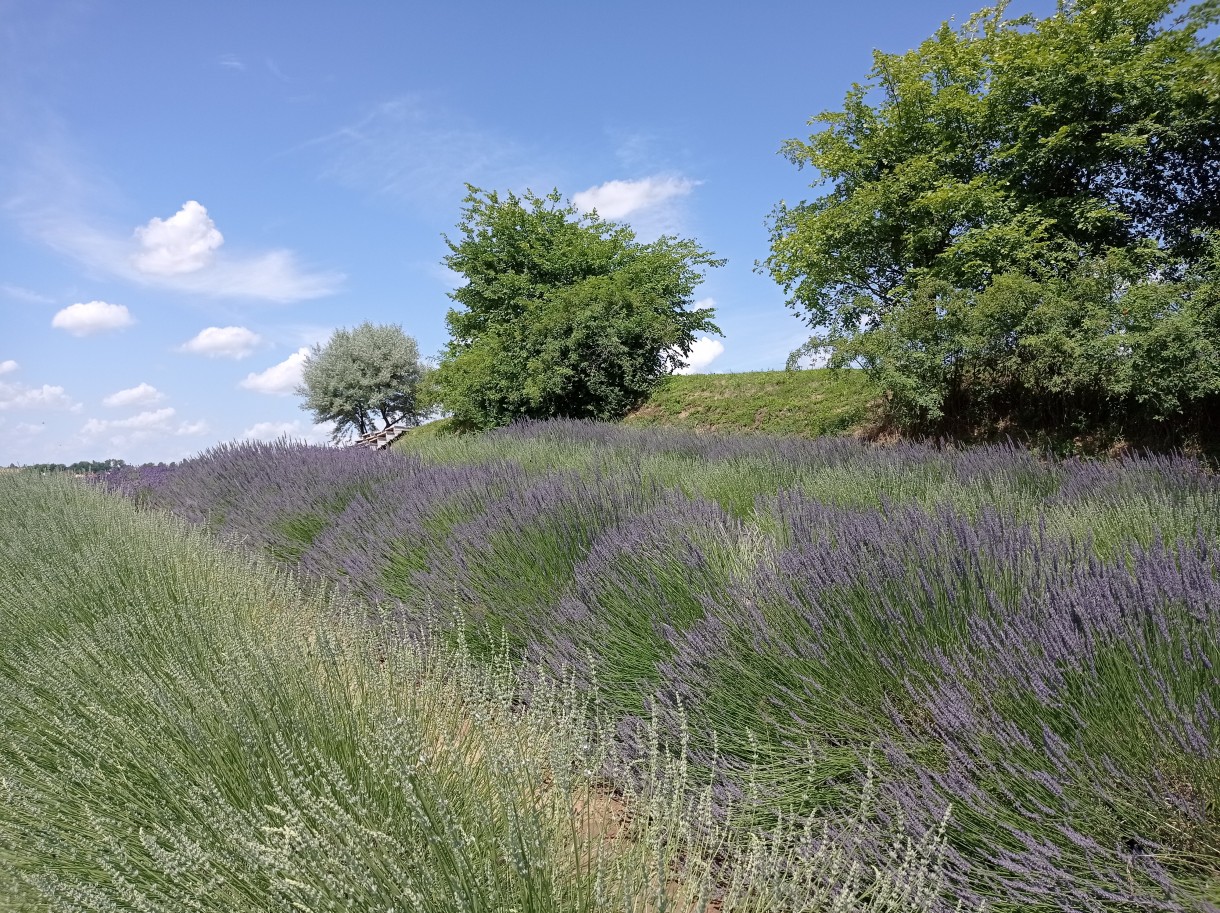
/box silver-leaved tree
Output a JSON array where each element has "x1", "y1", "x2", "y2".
[{"x1": 297, "y1": 322, "x2": 432, "y2": 442}]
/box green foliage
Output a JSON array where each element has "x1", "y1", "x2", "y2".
[
  {"x1": 832, "y1": 242, "x2": 1220, "y2": 440},
  {"x1": 623, "y1": 369, "x2": 878, "y2": 438},
  {"x1": 766, "y1": 0, "x2": 1220, "y2": 335},
  {"x1": 18, "y1": 458, "x2": 127, "y2": 473},
  {"x1": 765, "y1": 0, "x2": 1220, "y2": 443},
  {"x1": 0, "y1": 472, "x2": 958, "y2": 913},
  {"x1": 435, "y1": 186, "x2": 723, "y2": 430},
  {"x1": 298, "y1": 322, "x2": 430, "y2": 441}
]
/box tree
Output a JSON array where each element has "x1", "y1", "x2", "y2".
[
  {"x1": 766, "y1": 0, "x2": 1220, "y2": 443},
  {"x1": 298, "y1": 323, "x2": 431, "y2": 442},
  {"x1": 765, "y1": 0, "x2": 1220, "y2": 338},
  {"x1": 435, "y1": 186, "x2": 723, "y2": 430},
  {"x1": 832, "y1": 242, "x2": 1220, "y2": 432}
]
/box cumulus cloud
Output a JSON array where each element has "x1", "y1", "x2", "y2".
[
  {"x1": 179, "y1": 325, "x2": 261, "y2": 359},
  {"x1": 18, "y1": 193, "x2": 342, "y2": 302},
  {"x1": 102, "y1": 383, "x2": 165, "y2": 408},
  {"x1": 132, "y1": 201, "x2": 224, "y2": 276},
  {"x1": 572, "y1": 176, "x2": 698, "y2": 220},
  {"x1": 242, "y1": 419, "x2": 334, "y2": 444},
  {"x1": 175, "y1": 420, "x2": 209, "y2": 436},
  {"x1": 240, "y1": 347, "x2": 309, "y2": 395},
  {"x1": 51, "y1": 301, "x2": 134, "y2": 336},
  {"x1": 673, "y1": 336, "x2": 725, "y2": 375},
  {"x1": 81, "y1": 408, "x2": 207, "y2": 437},
  {"x1": 0, "y1": 381, "x2": 81, "y2": 411},
  {"x1": 82, "y1": 407, "x2": 177, "y2": 434},
  {"x1": 0, "y1": 360, "x2": 17, "y2": 375}
]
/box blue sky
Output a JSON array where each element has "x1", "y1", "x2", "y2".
[{"x1": 0, "y1": 0, "x2": 1052, "y2": 465}]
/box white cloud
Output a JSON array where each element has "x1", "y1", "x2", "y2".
[
  {"x1": 82, "y1": 407, "x2": 177, "y2": 435},
  {"x1": 307, "y1": 96, "x2": 549, "y2": 210},
  {"x1": 102, "y1": 383, "x2": 165, "y2": 408},
  {"x1": 79, "y1": 408, "x2": 208, "y2": 453},
  {"x1": 175, "y1": 420, "x2": 209, "y2": 436},
  {"x1": 17, "y1": 192, "x2": 342, "y2": 302},
  {"x1": 13, "y1": 422, "x2": 46, "y2": 436},
  {"x1": 0, "y1": 381, "x2": 81, "y2": 411},
  {"x1": 132, "y1": 201, "x2": 224, "y2": 276},
  {"x1": 81, "y1": 408, "x2": 205, "y2": 438},
  {"x1": 0, "y1": 360, "x2": 17, "y2": 375},
  {"x1": 572, "y1": 176, "x2": 698, "y2": 220},
  {"x1": 240, "y1": 347, "x2": 309, "y2": 395},
  {"x1": 218, "y1": 53, "x2": 245, "y2": 70},
  {"x1": 242, "y1": 419, "x2": 334, "y2": 444},
  {"x1": 674, "y1": 336, "x2": 725, "y2": 375},
  {"x1": 179, "y1": 325, "x2": 261, "y2": 359},
  {"x1": 1, "y1": 284, "x2": 54, "y2": 304},
  {"x1": 51, "y1": 301, "x2": 134, "y2": 336}
]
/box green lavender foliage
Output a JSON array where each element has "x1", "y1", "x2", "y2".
[{"x1": 0, "y1": 472, "x2": 962, "y2": 912}]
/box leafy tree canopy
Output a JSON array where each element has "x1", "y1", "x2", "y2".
[
  {"x1": 838, "y1": 240, "x2": 1220, "y2": 434},
  {"x1": 298, "y1": 322, "x2": 430, "y2": 442},
  {"x1": 765, "y1": 0, "x2": 1220, "y2": 337},
  {"x1": 436, "y1": 187, "x2": 723, "y2": 430}
]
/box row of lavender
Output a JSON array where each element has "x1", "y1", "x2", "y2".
[{"x1": 104, "y1": 425, "x2": 1220, "y2": 911}]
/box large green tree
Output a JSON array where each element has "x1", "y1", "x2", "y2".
[
  {"x1": 435, "y1": 187, "x2": 723, "y2": 430},
  {"x1": 298, "y1": 322, "x2": 431, "y2": 442},
  {"x1": 766, "y1": 0, "x2": 1220, "y2": 337},
  {"x1": 767, "y1": 0, "x2": 1220, "y2": 442}
]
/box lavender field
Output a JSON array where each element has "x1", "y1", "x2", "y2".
[{"x1": 105, "y1": 422, "x2": 1220, "y2": 911}]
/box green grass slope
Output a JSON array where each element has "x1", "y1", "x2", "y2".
[
  {"x1": 397, "y1": 369, "x2": 877, "y2": 442},
  {"x1": 623, "y1": 368, "x2": 877, "y2": 437}
]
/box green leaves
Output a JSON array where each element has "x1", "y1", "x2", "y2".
[
  {"x1": 436, "y1": 186, "x2": 723, "y2": 430},
  {"x1": 768, "y1": 0, "x2": 1220, "y2": 445},
  {"x1": 298, "y1": 322, "x2": 430, "y2": 441},
  {"x1": 832, "y1": 243, "x2": 1220, "y2": 437},
  {"x1": 767, "y1": 0, "x2": 1220, "y2": 330}
]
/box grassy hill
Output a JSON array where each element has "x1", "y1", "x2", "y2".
[
  {"x1": 622, "y1": 368, "x2": 877, "y2": 437},
  {"x1": 399, "y1": 368, "x2": 879, "y2": 442}
]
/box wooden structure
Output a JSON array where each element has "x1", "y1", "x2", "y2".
[{"x1": 350, "y1": 424, "x2": 410, "y2": 451}]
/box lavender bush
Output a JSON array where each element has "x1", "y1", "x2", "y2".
[
  {"x1": 102, "y1": 423, "x2": 1220, "y2": 910},
  {"x1": 9, "y1": 473, "x2": 969, "y2": 912}
]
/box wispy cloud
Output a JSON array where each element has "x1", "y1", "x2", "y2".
[
  {"x1": 179, "y1": 325, "x2": 262, "y2": 359},
  {"x1": 1, "y1": 283, "x2": 54, "y2": 304},
  {"x1": 240, "y1": 347, "x2": 309, "y2": 395},
  {"x1": 305, "y1": 95, "x2": 551, "y2": 209},
  {"x1": 51, "y1": 300, "x2": 134, "y2": 336},
  {"x1": 266, "y1": 59, "x2": 292, "y2": 83},
  {"x1": 218, "y1": 53, "x2": 245, "y2": 71}
]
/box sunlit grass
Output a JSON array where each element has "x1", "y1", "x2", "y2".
[{"x1": 621, "y1": 369, "x2": 877, "y2": 438}]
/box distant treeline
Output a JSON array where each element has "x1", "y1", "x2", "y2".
[{"x1": 14, "y1": 459, "x2": 128, "y2": 474}]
